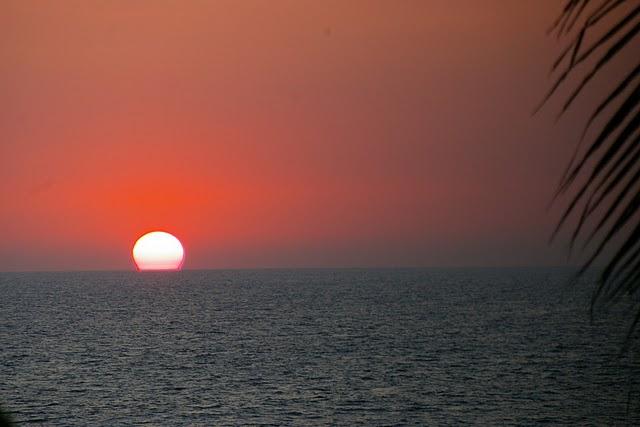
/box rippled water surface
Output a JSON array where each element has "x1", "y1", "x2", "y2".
[{"x1": 1, "y1": 268, "x2": 639, "y2": 425}]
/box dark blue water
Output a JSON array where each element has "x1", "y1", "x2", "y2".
[{"x1": 1, "y1": 268, "x2": 639, "y2": 425}]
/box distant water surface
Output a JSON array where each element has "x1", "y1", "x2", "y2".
[{"x1": 1, "y1": 268, "x2": 639, "y2": 425}]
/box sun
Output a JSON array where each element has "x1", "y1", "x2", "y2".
[{"x1": 132, "y1": 231, "x2": 185, "y2": 271}]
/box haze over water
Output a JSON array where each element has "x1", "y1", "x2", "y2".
[{"x1": 1, "y1": 268, "x2": 638, "y2": 425}]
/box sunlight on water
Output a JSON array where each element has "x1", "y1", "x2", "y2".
[{"x1": 1, "y1": 268, "x2": 638, "y2": 425}]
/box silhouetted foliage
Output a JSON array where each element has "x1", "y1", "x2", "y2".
[
  {"x1": 0, "y1": 407, "x2": 13, "y2": 427},
  {"x1": 543, "y1": 0, "x2": 640, "y2": 344}
]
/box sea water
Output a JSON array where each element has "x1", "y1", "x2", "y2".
[{"x1": 1, "y1": 268, "x2": 638, "y2": 425}]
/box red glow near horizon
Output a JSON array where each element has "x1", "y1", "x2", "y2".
[
  {"x1": 2, "y1": 1, "x2": 598, "y2": 271},
  {"x1": 132, "y1": 231, "x2": 185, "y2": 271}
]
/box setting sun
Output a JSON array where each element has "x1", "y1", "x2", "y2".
[
  {"x1": 132, "y1": 231, "x2": 185, "y2": 271},
  {"x1": 4, "y1": 1, "x2": 639, "y2": 424}
]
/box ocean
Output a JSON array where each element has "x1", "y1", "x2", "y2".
[{"x1": 1, "y1": 268, "x2": 638, "y2": 425}]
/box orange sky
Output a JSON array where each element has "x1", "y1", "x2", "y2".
[{"x1": 1, "y1": 1, "x2": 604, "y2": 270}]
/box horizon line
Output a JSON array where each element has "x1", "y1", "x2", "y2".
[{"x1": 0, "y1": 264, "x2": 580, "y2": 274}]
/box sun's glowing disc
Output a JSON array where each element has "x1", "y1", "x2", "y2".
[{"x1": 132, "y1": 231, "x2": 185, "y2": 271}]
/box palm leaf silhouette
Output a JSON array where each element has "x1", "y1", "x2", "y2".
[
  {"x1": 0, "y1": 406, "x2": 13, "y2": 427},
  {"x1": 544, "y1": 0, "x2": 640, "y2": 343}
]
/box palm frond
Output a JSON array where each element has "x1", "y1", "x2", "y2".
[
  {"x1": 0, "y1": 406, "x2": 13, "y2": 427},
  {"x1": 544, "y1": 0, "x2": 640, "y2": 338}
]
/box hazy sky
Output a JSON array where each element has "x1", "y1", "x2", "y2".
[{"x1": 0, "y1": 1, "x2": 613, "y2": 271}]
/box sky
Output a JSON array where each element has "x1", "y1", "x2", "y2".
[{"x1": 0, "y1": 1, "x2": 617, "y2": 271}]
